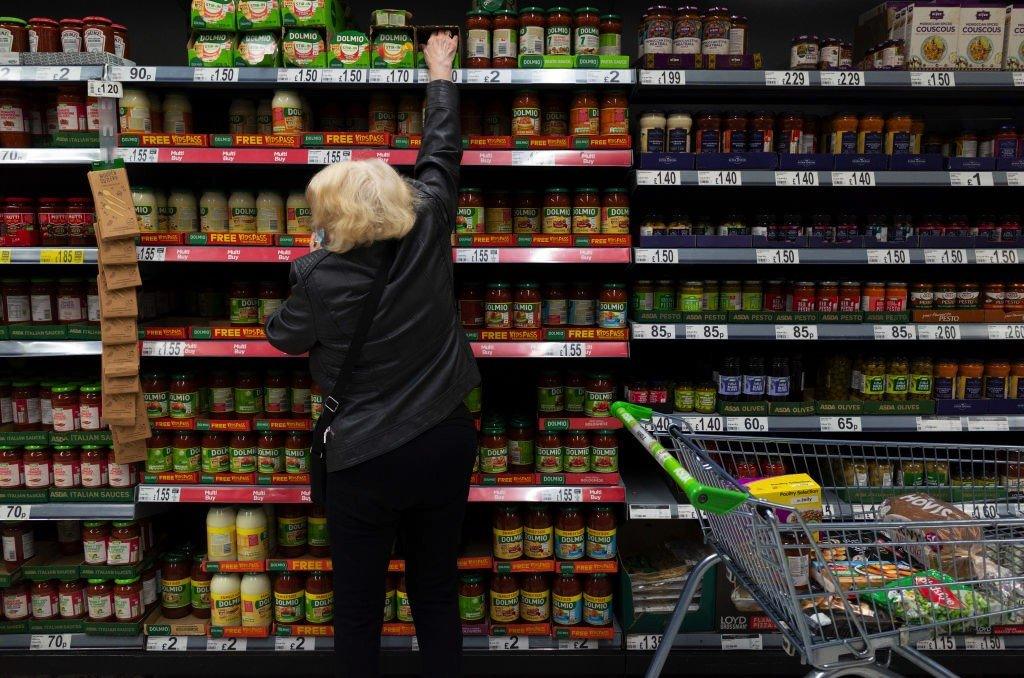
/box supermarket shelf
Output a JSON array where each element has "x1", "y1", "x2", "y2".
[
  {"x1": 0, "y1": 341, "x2": 101, "y2": 357},
  {"x1": 640, "y1": 413, "x2": 1019, "y2": 434},
  {"x1": 633, "y1": 247, "x2": 1022, "y2": 265},
  {"x1": 634, "y1": 169, "x2": 1021, "y2": 187},
  {"x1": 467, "y1": 484, "x2": 625, "y2": 503},
  {"x1": 0, "y1": 148, "x2": 101, "y2": 164},
  {"x1": 453, "y1": 248, "x2": 631, "y2": 264},
  {"x1": 1, "y1": 247, "x2": 98, "y2": 264},
  {"x1": 637, "y1": 68, "x2": 1024, "y2": 90},
  {"x1": 630, "y1": 322, "x2": 1024, "y2": 341},
  {"x1": 115, "y1": 147, "x2": 632, "y2": 167},
  {"x1": 140, "y1": 340, "x2": 292, "y2": 358},
  {"x1": 0, "y1": 633, "x2": 143, "y2": 650},
  {"x1": 0, "y1": 65, "x2": 103, "y2": 82},
  {"x1": 471, "y1": 342, "x2": 630, "y2": 359},
  {"x1": 136, "y1": 484, "x2": 311, "y2": 504},
  {"x1": 0, "y1": 502, "x2": 162, "y2": 521},
  {"x1": 622, "y1": 466, "x2": 697, "y2": 521},
  {"x1": 109, "y1": 66, "x2": 635, "y2": 86}
]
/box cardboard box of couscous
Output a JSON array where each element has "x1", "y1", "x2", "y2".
[
  {"x1": 957, "y1": 3, "x2": 1006, "y2": 69},
  {"x1": 1004, "y1": 4, "x2": 1024, "y2": 69},
  {"x1": 904, "y1": 1, "x2": 961, "y2": 70}
]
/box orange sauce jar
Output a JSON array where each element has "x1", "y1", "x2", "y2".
[
  {"x1": 570, "y1": 91, "x2": 600, "y2": 136},
  {"x1": 512, "y1": 89, "x2": 541, "y2": 136},
  {"x1": 831, "y1": 112, "x2": 858, "y2": 154},
  {"x1": 599, "y1": 90, "x2": 628, "y2": 136},
  {"x1": 857, "y1": 113, "x2": 885, "y2": 154},
  {"x1": 885, "y1": 112, "x2": 913, "y2": 155}
]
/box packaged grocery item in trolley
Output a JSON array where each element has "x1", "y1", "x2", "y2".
[
  {"x1": 877, "y1": 492, "x2": 981, "y2": 578},
  {"x1": 860, "y1": 569, "x2": 997, "y2": 627}
]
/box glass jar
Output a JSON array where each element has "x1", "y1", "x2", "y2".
[
  {"x1": 695, "y1": 112, "x2": 721, "y2": 154},
  {"x1": 492, "y1": 10, "x2": 519, "y2": 68},
  {"x1": 485, "y1": 282, "x2": 512, "y2": 330},
  {"x1": 457, "y1": 188, "x2": 484, "y2": 234},
  {"x1": 51, "y1": 445, "x2": 80, "y2": 488},
  {"x1": 729, "y1": 14, "x2": 749, "y2": 55},
  {"x1": 307, "y1": 506, "x2": 330, "y2": 557},
  {"x1": 285, "y1": 432, "x2": 310, "y2": 474},
  {"x1": 518, "y1": 7, "x2": 546, "y2": 56},
  {"x1": 570, "y1": 91, "x2": 600, "y2": 136},
  {"x1": 493, "y1": 505, "x2": 524, "y2": 560},
  {"x1": 513, "y1": 191, "x2": 541, "y2": 234},
  {"x1": 161, "y1": 552, "x2": 192, "y2": 619},
  {"x1": 554, "y1": 506, "x2": 586, "y2": 560},
  {"x1": 572, "y1": 187, "x2": 601, "y2": 234},
  {"x1": 598, "y1": 284, "x2": 627, "y2": 329},
  {"x1": 55, "y1": 278, "x2": 84, "y2": 324},
  {"x1": 790, "y1": 35, "x2": 820, "y2": 69},
  {"x1": 23, "y1": 446, "x2": 50, "y2": 488},
  {"x1": 82, "y1": 521, "x2": 109, "y2": 564},
  {"x1": 722, "y1": 113, "x2": 748, "y2": 154},
  {"x1": 479, "y1": 422, "x2": 508, "y2": 474},
  {"x1": 86, "y1": 579, "x2": 114, "y2": 622},
  {"x1": 574, "y1": 7, "x2": 600, "y2": 55},
  {"x1": 701, "y1": 7, "x2": 732, "y2": 55},
  {"x1": 82, "y1": 16, "x2": 113, "y2": 53},
  {"x1": 2, "y1": 522, "x2": 34, "y2": 565},
  {"x1": 489, "y1": 573, "x2": 519, "y2": 624},
  {"x1": 465, "y1": 11, "x2": 492, "y2": 68},
  {"x1": 545, "y1": 7, "x2": 572, "y2": 55},
  {"x1": 599, "y1": 90, "x2": 628, "y2": 136},
  {"x1": 513, "y1": 283, "x2": 542, "y2": 329},
  {"x1": 0, "y1": 446, "x2": 21, "y2": 489},
  {"x1": 114, "y1": 577, "x2": 143, "y2": 621},
  {"x1": 31, "y1": 579, "x2": 59, "y2": 620},
  {"x1": 598, "y1": 14, "x2": 622, "y2": 55},
  {"x1": 108, "y1": 520, "x2": 141, "y2": 565},
  {"x1": 543, "y1": 283, "x2": 568, "y2": 326},
  {"x1": 542, "y1": 188, "x2": 571, "y2": 234},
  {"x1": 858, "y1": 113, "x2": 885, "y2": 155}
]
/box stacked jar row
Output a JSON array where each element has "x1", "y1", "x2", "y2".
[
  {"x1": 0, "y1": 445, "x2": 138, "y2": 489},
  {"x1": 1, "y1": 574, "x2": 152, "y2": 623},
  {"x1": 459, "y1": 282, "x2": 627, "y2": 330},
  {"x1": 2, "y1": 380, "x2": 104, "y2": 432},
  {"x1": 457, "y1": 187, "x2": 629, "y2": 236},
  {"x1": 145, "y1": 431, "x2": 311, "y2": 475},
  {"x1": 455, "y1": 571, "x2": 613, "y2": 627},
  {"x1": 143, "y1": 371, "x2": 316, "y2": 421},
  {"x1": 1, "y1": 278, "x2": 99, "y2": 325},
  {"x1": 0, "y1": 195, "x2": 96, "y2": 246},
  {"x1": 477, "y1": 425, "x2": 618, "y2": 475},
  {"x1": 491, "y1": 505, "x2": 617, "y2": 561},
  {"x1": 633, "y1": 280, "x2": 917, "y2": 313}
]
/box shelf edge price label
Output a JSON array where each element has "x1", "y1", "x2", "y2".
[
  {"x1": 918, "y1": 324, "x2": 962, "y2": 341},
  {"x1": 137, "y1": 485, "x2": 182, "y2": 503},
  {"x1": 35, "y1": 66, "x2": 81, "y2": 81},
  {"x1": 141, "y1": 341, "x2": 186, "y2": 357},
  {"x1": 0, "y1": 249, "x2": 11, "y2": 264},
  {"x1": 488, "y1": 635, "x2": 530, "y2": 651},
  {"x1": 558, "y1": 638, "x2": 598, "y2": 650},
  {"x1": 917, "y1": 636, "x2": 956, "y2": 651},
  {"x1": 110, "y1": 66, "x2": 155, "y2": 81},
  {"x1": 697, "y1": 170, "x2": 741, "y2": 186},
  {"x1": 639, "y1": 170, "x2": 681, "y2": 186},
  {"x1": 721, "y1": 634, "x2": 763, "y2": 651},
  {"x1": 633, "y1": 324, "x2": 676, "y2": 340},
  {"x1": 634, "y1": 248, "x2": 677, "y2": 264},
  {"x1": 193, "y1": 67, "x2": 239, "y2": 83},
  {"x1": 764, "y1": 70, "x2": 809, "y2": 86},
  {"x1": 274, "y1": 636, "x2": 316, "y2": 651},
  {"x1": 775, "y1": 324, "x2": 818, "y2": 341},
  {"x1": 585, "y1": 69, "x2": 626, "y2": 84},
  {"x1": 629, "y1": 505, "x2": 672, "y2": 520},
  {"x1": 0, "y1": 65, "x2": 19, "y2": 81},
  {"x1": 147, "y1": 636, "x2": 189, "y2": 652},
  {"x1": 916, "y1": 417, "x2": 963, "y2": 432},
  {"x1": 950, "y1": 171, "x2": 994, "y2": 187},
  {"x1": 333, "y1": 68, "x2": 366, "y2": 83},
  {"x1": 369, "y1": 68, "x2": 413, "y2": 84},
  {"x1": 39, "y1": 249, "x2": 85, "y2": 264},
  {"x1": 467, "y1": 68, "x2": 512, "y2": 84},
  {"x1": 685, "y1": 324, "x2": 728, "y2": 340},
  {"x1": 626, "y1": 634, "x2": 662, "y2": 651},
  {"x1": 676, "y1": 504, "x2": 698, "y2": 520},
  {"x1": 307, "y1": 149, "x2": 352, "y2": 165},
  {"x1": 454, "y1": 248, "x2": 500, "y2": 264},
  {"x1": 556, "y1": 342, "x2": 587, "y2": 358},
  {"x1": 988, "y1": 324, "x2": 1024, "y2": 340},
  {"x1": 30, "y1": 634, "x2": 72, "y2": 650},
  {"x1": 924, "y1": 249, "x2": 966, "y2": 265},
  {"x1": 866, "y1": 249, "x2": 909, "y2": 264},
  {"x1": 775, "y1": 171, "x2": 818, "y2": 187},
  {"x1": 819, "y1": 416, "x2": 863, "y2": 433},
  {"x1": 686, "y1": 415, "x2": 723, "y2": 433},
  {"x1": 832, "y1": 171, "x2": 876, "y2": 187},
  {"x1": 755, "y1": 248, "x2": 799, "y2": 264},
  {"x1": 206, "y1": 637, "x2": 247, "y2": 652},
  {"x1": 967, "y1": 417, "x2": 1010, "y2": 432},
  {"x1": 0, "y1": 149, "x2": 26, "y2": 162},
  {"x1": 640, "y1": 70, "x2": 684, "y2": 86},
  {"x1": 726, "y1": 417, "x2": 768, "y2": 433},
  {"x1": 87, "y1": 79, "x2": 123, "y2": 98},
  {"x1": 0, "y1": 504, "x2": 31, "y2": 520},
  {"x1": 136, "y1": 246, "x2": 167, "y2": 262},
  {"x1": 820, "y1": 70, "x2": 864, "y2": 87},
  {"x1": 873, "y1": 324, "x2": 917, "y2": 341},
  {"x1": 116, "y1": 147, "x2": 160, "y2": 163},
  {"x1": 1016, "y1": 72, "x2": 1024, "y2": 87},
  {"x1": 911, "y1": 71, "x2": 955, "y2": 87},
  {"x1": 1008, "y1": 172, "x2": 1024, "y2": 187},
  {"x1": 277, "y1": 68, "x2": 322, "y2": 83},
  {"x1": 964, "y1": 636, "x2": 1005, "y2": 651},
  {"x1": 976, "y1": 249, "x2": 1020, "y2": 264}
]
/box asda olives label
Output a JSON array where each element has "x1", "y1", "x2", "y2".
[
  {"x1": 537, "y1": 385, "x2": 564, "y2": 413},
  {"x1": 396, "y1": 589, "x2": 412, "y2": 622},
  {"x1": 285, "y1": 447, "x2": 310, "y2": 473},
  {"x1": 230, "y1": 296, "x2": 259, "y2": 325},
  {"x1": 489, "y1": 589, "x2": 519, "y2": 624},
  {"x1": 585, "y1": 528, "x2": 617, "y2": 560},
  {"x1": 274, "y1": 590, "x2": 304, "y2": 624},
  {"x1": 590, "y1": 446, "x2": 618, "y2": 473},
  {"x1": 479, "y1": 444, "x2": 508, "y2": 474},
  {"x1": 524, "y1": 525, "x2": 553, "y2": 559},
  {"x1": 552, "y1": 592, "x2": 582, "y2": 626},
  {"x1": 257, "y1": 446, "x2": 283, "y2": 474},
  {"x1": 508, "y1": 439, "x2": 535, "y2": 468},
  {"x1": 202, "y1": 445, "x2": 230, "y2": 473},
  {"x1": 493, "y1": 527, "x2": 524, "y2": 560},
  {"x1": 583, "y1": 592, "x2": 612, "y2": 626},
  {"x1": 162, "y1": 577, "x2": 191, "y2": 609},
  {"x1": 169, "y1": 390, "x2": 198, "y2": 418},
  {"x1": 459, "y1": 592, "x2": 485, "y2": 622},
  {"x1": 191, "y1": 579, "x2": 211, "y2": 610},
  {"x1": 535, "y1": 446, "x2": 563, "y2": 473},
  {"x1": 172, "y1": 444, "x2": 201, "y2": 472},
  {"x1": 554, "y1": 527, "x2": 585, "y2": 560},
  {"x1": 234, "y1": 387, "x2": 264, "y2": 415},
  {"x1": 277, "y1": 516, "x2": 307, "y2": 547},
  {"x1": 520, "y1": 589, "x2": 550, "y2": 623},
  {"x1": 563, "y1": 446, "x2": 590, "y2": 473},
  {"x1": 862, "y1": 375, "x2": 885, "y2": 398},
  {"x1": 147, "y1": 446, "x2": 172, "y2": 473},
  {"x1": 885, "y1": 374, "x2": 909, "y2": 397},
  {"x1": 230, "y1": 446, "x2": 257, "y2": 474}
]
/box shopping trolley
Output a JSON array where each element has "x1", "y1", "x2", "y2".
[{"x1": 612, "y1": 402, "x2": 1024, "y2": 678}]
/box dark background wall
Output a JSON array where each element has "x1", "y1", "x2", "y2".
[{"x1": 3, "y1": 0, "x2": 883, "y2": 68}]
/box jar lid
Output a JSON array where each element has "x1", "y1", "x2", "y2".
[
  {"x1": 86, "y1": 578, "x2": 108, "y2": 585},
  {"x1": 520, "y1": 6, "x2": 546, "y2": 13},
  {"x1": 460, "y1": 186, "x2": 483, "y2": 192},
  {"x1": 595, "y1": 429, "x2": 616, "y2": 435},
  {"x1": 114, "y1": 576, "x2": 140, "y2": 585},
  {"x1": 575, "y1": 7, "x2": 601, "y2": 14},
  {"x1": 111, "y1": 520, "x2": 136, "y2": 528},
  {"x1": 0, "y1": 445, "x2": 13, "y2": 451},
  {"x1": 546, "y1": 187, "x2": 570, "y2": 193},
  {"x1": 547, "y1": 6, "x2": 573, "y2": 14},
  {"x1": 23, "y1": 445, "x2": 46, "y2": 451},
  {"x1": 461, "y1": 573, "x2": 484, "y2": 583},
  {"x1": 603, "y1": 282, "x2": 625, "y2": 288},
  {"x1": 111, "y1": 23, "x2": 127, "y2": 30},
  {"x1": 599, "y1": 14, "x2": 622, "y2": 20},
  {"x1": 11, "y1": 380, "x2": 35, "y2": 387},
  {"x1": 509, "y1": 415, "x2": 533, "y2": 428},
  {"x1": 163, "y1": 552, "x2": 187, "y2": 564},
  {"x1": 171, "y1": 373, "x2": 191, "y2": 379},
  {"x1": 604, "y1": 187, "x2": 628, "y2": 193},
  {"x1": 493, "y1": 9, "x2": 517, "y2": 17},
  {"x1": 83, "y1": 520, "x2": 108, "y2": 528},
  {"x1": 28, "y1": 17, "x2": 58, "y2": 25},
  {"x1": 731, "y1": 15, "x2": 748, "y2": 21},
  {"x1": 60, "y1": 18, "x2": 82, "y2": 25},
  {"x1": 50, "y1": 384, "x2": 77, "y2": 394},
  {"x1": 0, "y1": 17, "x2": 28, "y2": 26},
  {"x1": 82, "y1": 16, "x2": 113, "y2": 24},
  {"x1": 482, "y1": 422, "x2": 506, "y2": 435},
  {"x1": 80, "y1": 383, "x2": 101, "y2": 393},
  {"x1": 487, "y1": 281, "x2": 510, "y2": 287},
  {"x1": 52, "y1": 445, "x2": 74, "y2": 452},
  {"x1": 517, "y1": 281, "x2": 539, "y2": 288},
  {"x1": 576, "y1": 186, "x2": 599, "y2": 193},
  {"x1": 588, "y1": 373, "x2": 612, "y2": 379},
  {"x1": 466, "y1": 9, "x2": 490, "y2": 17}
]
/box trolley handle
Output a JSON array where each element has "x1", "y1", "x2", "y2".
[{"x1": 611, "y1": 401, "x2": 748, "y2": 516}]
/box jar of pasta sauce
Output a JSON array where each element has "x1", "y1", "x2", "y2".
[
  {"x1": 0, "y1": 446, "x2": 22, "y2": 489},
  {"x1": 543, "y1": 284, "x2": 567, "y2": 326},
  {"x1": 51, "y1": 446, "x2": 80, "y2": 488},
  {"x1": 79, "y1": 384, "x2": 101, "y2": 431},
  {"x1": 3, "y1": 279, "x2": 31, "y2": 324},
  {"x1": 51, "y1": 385, "x2": 79, "y2": 432},
  {"x1": 56, "y1": 279, "x2": 85, "y2": 323},
  {"x1": 80, "y1": 445, "x2": 108, "y2": 488},
  {"x1": 107, "y1": 448, "x2": 137, "y2": 488},
  {"x1": 37, "y1": 197, "x2": 67, "y2": 245},
  {"x1": 66, "y1": 196, "x2": 95, "y2": 246},
  {"x1": 3, "y1": 197, "x2": 37, "y2": 246}
]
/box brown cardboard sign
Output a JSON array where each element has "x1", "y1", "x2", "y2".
[
  {"x1": 88, "y1": 167, "x2": 141, "y2": 241},
  {"x1": 103, "y1": 390, "x2": 137, "y2": 425},
  {"x1": 102, "y1": 263, "x2": 143, "y2": 291},
  {"x1": 111, "y1": 436, "x2": 147, "y2": 464},
  {"x1": 100, "y1": 316, "x2": 137, "y2": 345},
  {"x1": 102, "y1": 342, "x2": 139, "y2": 377},
  {"x1": 96, "y1": 236, "x2": 138, "y2": 266},
  {"x1": 97, "y1": 274, "x2": 138, "y2": 318},
  {"x1": 102, "y1": 373, "x2": 141, "y2": 395}
]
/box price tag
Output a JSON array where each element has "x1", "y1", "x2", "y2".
[
  {"x1": 0, "y1": 249, "x2": 11, "y2": 264},
  {"x1": 0, "y1": 504, "x2": 31, "y2": 520},
  {"x1": 832, "y1": 171, "x2": 876, "y2": 187},
  {"x1": 277, "y1": 68, "x2": 323, "y2": 83},
  {"x1": 626, "y1": 634, "x2": 663, "y2": 651},
  {"x1": 206, "y1": 638, "x2": 247, "y2": 652},
  {"x1": 1016, "y1": 72, "x2": 1024, "y2": 87},
  {"x1": 137, "y1": 486, "x2": 182, "y2": 503},
  {"x1": 916, "y1": 417, "x2": 963, "y2": 432},
  {"x1": 874, "y1": 325, "x2": 917, "y2": 340},
  {"x1": 542, "y1": 487, "x2": 584, "y2": 503},
  {"x1": 721, "y1": 634, "x2": 763, "y2": 650},
  {"x1": 976, "y1": 249, "x2": 1020, "y2": 264},
  {"x1": 911, "y1": 71, "x2": 955, "y2": 87},
  {"x1": 966, "y1": 503, "x2": 1000, "y2": 519},
  {"x1": 141, "y1": 341, "x2": 187, "y2": 357},
  {"x1": 556, "y1": 342, "x2": 587, "y2": 358},
  {"x1": 466, "y1": 69, "x2": 512, "y2": 84},
  {"x1": 917, "y1": 636, "x2": 956, "y2": 651},
  {"x1": 676, "y1": 504, "x2": 699, "y2": 520},
  {"x1": 454, "y1": 248, "x2": 500, "y2": 264},
  {"x1": 369, "y1": 69, "x2": 413, "y2": 84},
  {"x1": 1009, "y1": 172, "x2": 1024, "y2": 187},
  {"x1": 87, "y1": 79, "x2": 123, "y2": 98},
  {"x1": 950, "y1": 171, "x2": 994, "y2": 187},
  {"x1": 35, "y1": 66, "x2": 81, "y2": 81},
  {"x1": 307, "y1": 149, "x2": 352, "y2": 165},
  {"x1": 649, "y1": 414, "x2": 671, "y2": 434},
  {"x1": 193, "y1": 67, "x2": 239, "y2": 83},
  {"x1": 585, "y1": 69, "x2": 627, "y2": 84},
  {"x1": 0, "y1": 66, "x2": 20, "y2": 81},
  {"x1": 924, "y1": 249, "x2": 967, "y2": 265},
  {"x1": 331, "y1": 68, "x2": 366, "y2": 83},
  {"x1": 764, "y1": 70, "x2": 810, "y2": 86},
  {"x1": 488, "y1": 636, "x2": 530, "y2": 650},
  {"x1": 147, "y1": 636, "x2": 189, "y2": 652},
  {"x1": 820, "y1": 71, "x2": 865, "y2": 87},
  {"x1": 988, "y1": 324, "x2": 1024, "y2": 340},
  {"x1": 697, "y1": 170, "x2": 741, "y2": 186},
  {"x1": 636, "y1": 170, "x2": 681, "y2": 186},
  {"x1": 116, "y1": 147, "x2": 160, "y2": 163},
  {"x1": 756, "y1": 249, "x2": 799, "y2": 264},
  {"x1": 775, "y1": 325, "x2": 818, "y2": 340},
  {"x1": 964, "y1": 636, "x2": 1005, "y2": 651},
  {"x1": 640, "y1": 70, "x2": 685, "y2": 86},
  {"x1": 411, "y1": 636, "x2": 419, "y2": 651},
  {"x1": 726, "y1": 417, "x2": 768, "y2": 433},
  {"x1": 867, "y1": 249, "x2": 909, "y2": 264},
  {"x1": 136, "y1": 246, "x2": 167, "y2": 262},
  {"x1": 967, "y1": 417, "x2": 1010, "y2": 432},
  {"x1": 633, "y1": 248, "x2": 677, "y2": 264},
  {"x1": 39, "y1": 249, "x2": 85, "y2": 264},
  {"x1": 918, "y1": 324, "x2": 962, "y2": 341},
  {"x1": 0, "y1": 149, "x2": 25, "y2": 162},
  {"x1": 110, "y1": 66, "x2": 156, "y2": 81},
  {"x1": 274, "y1": 636, "x2": 316, "y2": 651},
  {"x1": 685, "y1": 324, "x2": 728, "y2": 340},
  {"x1": 30, "y1": 634, "x2": 73, "y2": 650},
  {"x1": 632, "y1": 324, "x2": 676, "y2": 340},
  {"x1": 819, "y1": 416, "x2": 863, "y2": 433},
  {"x1": 685, "y1": 416, "x2": 724, "y2": 433},
  {"x1": 629, "y1": 505, "x2": 672, "y2": 520},
  {"x1": 558, "y1": 638, "x2": 598, "y2": 650},
  {"x1": 775, "y1": 171, "x2": 818, "y2": 187}
]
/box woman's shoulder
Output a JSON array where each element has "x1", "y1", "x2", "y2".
[{"x1": 293, "y1": 248, "x2": 332, "y2": 280}]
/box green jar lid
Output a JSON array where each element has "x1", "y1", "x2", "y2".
[
  {"x1": 518, "y1": 281, "x2": 539, "y2": 288},
  {"x1": 576, "y1": 186, "x2": 599, "y2": 193},
  {"x1": 595, "y1": 429, "x2": 616, "y2": 435},
  {"x1": 114, "y1": 576, "x2": 140, "y2": 585},
  {"x1": 461, "y1": 573, "x2": 484, "y2": 583},
  {"x1": 520, "y1": 6, "x2": 546, "y2": 14},
  {"x1": 509, "y1": 415, "x2": 533, "y2": 429},
  {"x1": 56, "y1": 277, "x2": 81, "y2": 284},
  {"x1": 589, "y1": 373, "x2": 612, "y2": 379},
  {"x1": 87, "y1": 578, "x2": 108, "y2": 585},
  {"x1": 111, "y1": 520, "x2": 136, "y2": 528},
  {"x1": 23, "y1": 445, "x2": 46, "y2": 451},
  {"x1": 194, "y1": 552, "x2": 207, "y2": 564},
  {"x1": 29, "y1": 277, "x2": 54, "y2": 283},
  {"x1": 83, "y1": 521, "x2": 107, "y2": 528},
  {"x1": 0, "y1": 17, "x2": 28, "y2": 26},
  {"x1": 482, "y1": 421, "x2": 506, "y2": 435},
  {"x1": 163, "y1": 552, "x2": 187, "y2": 564},
  {"x1": 599, "y1": 13, "x2": 622, "y2": 20},
  {"x1": 546, "y1": 187, "x2": 570, "y2": 193},
  {"x1": 81, "y1": 444, "x2": 103, "y2": 451},
  {"x1": 603, "y1": 282, "x2": 626, "y2": 288},
  {"x1": 548, "y1": 7, "x2": 572, "y2": 14},
  {"x1": 604, "y1": 187, "x2": 628, "y2": 194},
  {"x1": 467, "y1": 9, "x2": 490, "y2": 17},
  {"x1": 50, "y1": 384, "x2": 76, "y2": 394},
  {"x1": 575, "y1": 7, "x2": 600, "y2": 14},
  {"x1": 487, "y1": 281, "x2": 510, "y2": 288},
  {"x1": 11, "y1": 380, "x2": 35, "y2": 388},
  {"x1": 171, "y1": 373, "x2": 191, "y2": 380},
  {"x1": 461, "y1": 187, "x2": 483, "y2": 193},
  {"x1": 493, "y1": 9, "x2": 517, "y2": 18},
  {"x1": 0, "y1": 278, "x2": 25, "y2": 284},
  {"x1": 80, "y1": 383, "x2": 101, "y2": 394},
  {"x1": 52, "y1": 445, "x2": 74, "y2": 451}
]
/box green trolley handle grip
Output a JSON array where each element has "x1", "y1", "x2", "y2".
[{"x1": 611, "y1": 402, "x2": 748, "y2": 516}]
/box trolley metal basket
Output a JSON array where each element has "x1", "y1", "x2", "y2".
[{"x1": 612, "y1": 402, "x2": 1024, "y2": 678}]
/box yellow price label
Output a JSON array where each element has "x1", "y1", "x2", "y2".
[
  {"x1": 0, "y1": 249, "x2": 11, "y2": 264},
  {"x1": 39, "y1": 249, "x2": 85, "y2": 264}
]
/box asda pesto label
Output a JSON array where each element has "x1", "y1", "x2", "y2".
[{"x1": 459, "y1": 591, "x2": 485, "y2": 621}]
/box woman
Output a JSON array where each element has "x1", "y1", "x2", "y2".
[{"x1": 266, "y1": 32, "x2": 479, "y2": 678}]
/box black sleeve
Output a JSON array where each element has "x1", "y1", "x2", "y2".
[
  {"x1": 265, "y1": 262, "x2": 317, "y2": 355},
  {"x1": 414, "y1": 79, "x2": 462, "y2": 229}
]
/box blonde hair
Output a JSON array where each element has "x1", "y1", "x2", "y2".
[{"x1": 306, "y1": 159, "x2": 418, "y2": 254}]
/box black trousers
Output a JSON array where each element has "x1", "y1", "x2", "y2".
[{"x1": 326, "y1": 417, "x2": 477, "y2": 678}]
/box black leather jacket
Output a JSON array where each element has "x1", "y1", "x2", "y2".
[{"x1": 266, "y1": 80, "x2": 480, "y2": 472}]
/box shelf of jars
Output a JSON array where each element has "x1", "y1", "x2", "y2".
[
  {"x1": 0, "y1": 340, "x2": 102, "y2": 357},
  {"x1": 636, "y1": 68, "x2": 1024, "y2": 90},
  {"x1": 198, "y1": 554, "x2": 616, "y2": 577},
  {"x1": 0, "y1": 148, "x2": 102, "y2": 164},
  {"x1": 630, "y1": 322, "x2": 1024, "y2": 342},
  {"x1": 639, "y1": 414, "x2": 1023, "y2": 435},
  {"x1": 633, "y1": 247, "x2": 1022, "y2": 266},
  {"x1": 634, "y1": 169, "x2": 1024, "y2": 188}
]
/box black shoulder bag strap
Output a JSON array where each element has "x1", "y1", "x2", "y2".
[{"x1": 309, "y1": 240, "x2": 395, "y2": 504}]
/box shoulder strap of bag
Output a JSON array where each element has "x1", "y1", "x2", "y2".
[{"x1": 318, "y1": 240, "x2": 396, "y2": 432}]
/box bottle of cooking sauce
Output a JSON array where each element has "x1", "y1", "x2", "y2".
[
  {"x1": 492, "y1": 10, "x2": 519, "y2": 68},
  {"x1": 545, "y1": 7, "x2": 572, "y2": 55},
  {"x1": 585, "y1": 506, "x2": 617, "y2": 560},
  {"x1": 107, "y1": 520, "x2": 141, "y2": 565},
  {"x1": 57, "y1": 578, "x2": 84, "y2": 619},
  {"x1": 511, "y1": 90, "x2": 540, "y2": 136},
  {"x1": 583, "y1": 574, "x2": 613, "y2": 626},
  {"x1": 513, "y1": 283, "x2": 542, "y2": 329},
  {"x1": 601, "y1": 188, "x2": 629, "y2": 234},
  {"x1": 554, "y1": 506, "x2": 586, "y2": 560},
  {"x1": 535, "y1": 431, "x2": 563, "y2": 473},
  {"x1": 161, "y1": 552, "x2": 192, "y2": 619},
  {"x1": 273, "y1": 572, "x2": 304, "y2": 624},
  {"x1": 32, "y1": 579, "x2": 59, "y2": 620},
  {"x1": 520, "y1": 573, "x2": 551, "y2": 623},
  {"x1": 543, "y1": 188, "x2": 571, "y2": 234},
  {"x1": 518, "y1": 7, "x2": 546, "y2": 56},
  {"x1": 276, "y1": 504, "x2": 307, "y2": 558},
  {"x1": 493, "y1": 505, "x2": 524, "y2": 560},
  {"x1": 285, "y1": 432, "x2": 310, "y2": 474},
  {"x1": 542, "y1": 94, "x2": 568, "y2": 136},
  {"x1": 201, "y1": 432, "x2": 230, "y2": 474},
  {"x1": 458, "y1": 574, "x2": 485, "y2": 623},
  {"x1": 563, "y1": 430, "x2": 591, "y2": 474},
  {"x1": 229, "y1": 432, "x2": 257, "y2": 474},
  {"x1": 507, "y1": 417, "x2": 535, "y2": 472},
  {"x1": 524, "y1": 506, "x2": 553, "y2": 559},
  {"x1": 485, "y1": 191, "x2": 513, "y2": 234},
  {"x1": 23, "y1": 446, "x2": 51, "y2": 488},
  {"x1": 513, "y1": 191, "x2": 541, "y2": 234},
  {"x1": 234, "y1": 372, "x2": 264, "y2": 419},
  {"x1": 552, "y1": 574, "x2": 582, "y2": 626},
  {"x1": 305, "y1": 571, "x2": 333, "y2": 625},
  {"x1": 572, "y1": 187, "x2": 601, "y2": 234},
  {"x1": 51, "y1": 445, "x2": 80, "y2": 488},
  {"x1": 590, "y1": 430, "x2": 618, "y2": 473},
  {"x1": 169, "y1": 373, "x2": 198, "y2": 419},
  {"x1": 191, "y1": 553, "x2": 212, "y2": 619},
  {"x1": 257, "y1": 433, "x2": 284, "y2": 475},
  {"x1": 85, "y1": 579, "x2": 113, "y2": 622},
  {"x1": 307, "y1": 506, "x2": 330, "y2": 557},
  {"x1": 570, "y1": 91, "x2": 600, "y2": 136},
  {"x1": 489, "y1": 573, "x2": 519, "y2": 624},
  {"x1": 465, "y1": 10, "x2": 492, "y2": 68},
  {"x1": 485, "y1": 282, "x2": 512, "y2": 330}
]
